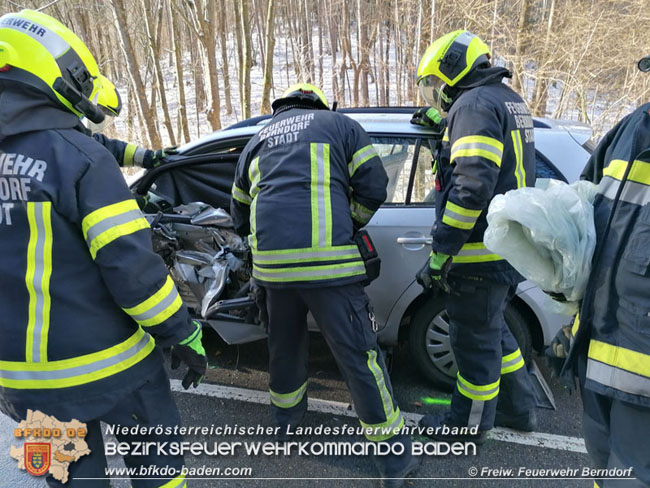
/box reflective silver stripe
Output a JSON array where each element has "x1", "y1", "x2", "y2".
[
  {"x1": 451, "y1": 142, "x2": 504, "y2": 160},
  {"x1": 456, "y1": 246, "x2": 493, "y2": 257},
  {"x1": 512, "y1": 130, "x2": 526, "y2": 188},
  {"x1": 316, "y1": 144, "x2": 328, "y2": 248},
  {"x1": 253, "y1": 247, "x2": 360, "y2": 263},
  {"x1": 587, "y1": 359, "x2": 650, "y2": 398},
  {"x1": 232, "y1": 185, "x2": 252, "y2": 205},
  {"x1": 598, "y1": 177, "x2": 650, "y2": 206},
  {"x1": 456, "y1": 378, "x2": 500, "y2": 399},
  {"x1": 253, "y1": 262, "x2": 365, "y2": 281},
  {"x1": 350, "y1": 200, "x2": 374, "y2": 224},
  {"x1": 1, "y1": 16, "x2": 70, "y2": 58},
  {"x1": 249, "y1": 157, "x2": 261, "y2": 198},
  {"x1": 367, "y1": 350, "x2": 395, "y2": 420},
  {"x1": 443, "y1": 207, "x2": 478, "y2": 225},
  {"x1": 1, "y1": 332, "x2": 152, "y2": 381},
  {"x1": 363, "y1": 409, "x2": 404, "y2": 439},
  {"x1": 468, "y1": 400, "x2": 484, "y2": 427},
  {"x1": 27, "y1": 202, "x2": 52, "y2": 363},
  {"x1": 84, "y1": 209, "x2": 144, "y2": 247},
  {"x1": 129, "y1": 286, "x2": 179, "y2": 323},
  {"x1": 501, "y1": 352, "x2": 525, "y2": 373},
  {"x1": 133, "y1": 146, "x2": 147, "y2": 167},
  {"x1": 270, "y1": 382, "x2": 307, "y2": 407},
  {"x1": 348, "y1": 145, "x2": 377, "y2": 177}
]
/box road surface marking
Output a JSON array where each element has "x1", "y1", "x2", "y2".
[{"x1": 170, "y1": 380, "x2": 587, "y2": 454}]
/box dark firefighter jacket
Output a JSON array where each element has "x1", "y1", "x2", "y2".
[
  {"x1": 92, "y1": 132, "x2": 153, "y2": 168},
  {"x1": 231, "y1": 107, "x2": 388, "y2": 288},
  {"x1": 569, "y1": 103, "x2": 650, "y2": 408},
  {"x1": 432, "y1": 67, "x2": 536, "y2": 285},
  {"x1": 0, "y1": 84, "x2": 195, "y2": 420}
]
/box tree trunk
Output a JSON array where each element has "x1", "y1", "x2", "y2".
[
  {"x1": 218, "y1": 0, "x2": 233, "y2": 115},
  {"x1": 260, "y1": 0, "x2": 276, "y2": 114},
  {"x1": 511, "y1": 0, "x2": 532, "y2": 95},
  {"x1": 169, "y1": 0, "x2": 190, "y2": 143},
  {"x1": 111, "y1": 0, "x2": 161, "y2": 148},
  {"x1": 240, "y1": 0, "x2": 253, "y2": 118},
  {"x1": 143, "y1": 0, "x2": 175, "y2": 145}
]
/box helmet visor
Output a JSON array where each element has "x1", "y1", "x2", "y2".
[
  {"x1": 84, "y1": 111, "x2": 115, "y2": 134},
  {"x1": 418, "y1": 75, "x2": 451, "y2": 114}
]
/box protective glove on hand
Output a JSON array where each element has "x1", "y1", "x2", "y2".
[
  {"x1": 144, "y1": 146, "x2": 178, "y2": 168},
  {"x1": 171, "y1": 320, "x2": 207, "y2": 389},
  {"x1": 410, "y1": 107, "x2": 445, "y2": 134},
  {"x1": 544, "y1": 325, "x2": 575, "y2": 392},
  {"x1": 416, "y1": 251, "x2": 452, "y2": 293}
]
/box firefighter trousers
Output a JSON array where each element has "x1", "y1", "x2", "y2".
[
  {"x1": 45, "y1": 363, "x2": 186, "y2": 488},
  {"x1": 263, "y1": 283, "x2": 405, "y2": 442},
  {"x1": 579, "y1": 355, "x2": 650, "y2": 487},
  {"x1": 445, "y1": 277, "x2": 536, "y2": 431}
]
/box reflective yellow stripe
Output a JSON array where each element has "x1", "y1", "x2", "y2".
[
  {"x1": 603, "y1": 159, "x2": 650, "y2": 185},
  {"x1": 512, "y1": 129, "x2": 526, "y2": 188},
  {"x1": 456, "y1": 373, "x2": 500, "y2": 401},
  {"x1": 451, "y1": 135, "x2": 503, "y2": 167},
  {"x1": 310, "y1": 143, "x2": 332, "y2": 247},
  {"x1": 123, "y1": 276, "x2": 183, "y2": 327},
  {"x1": 366, "y1": 350, "x2": 395, "y2": 421},
  {"x1": 452, "y1": 242, "x2": 503, "y2": 263},
  {"x1": 442, "y1": 201, "x2": 481, "y2": 230},
  {"x1": 360, "y1": 408, "x2": 404, "y2": 442},
  {"x1": 348, "y1": 144, "x2": 378, "y2": 177},
  {"x1": 123, "y1": 143, "x2": 137, "y2": 166},
  {"x1": 25, "y1": 202, "x2": 53, "y2": 363},
  {"x1": 252, "y1": 245, "x2": 361, "y2": 265},
  {"x1": 82, "y1": 200, "x2": 150, "y2": 259},
  {"x1": 442, "y1": 128, "x2": 449, "y2": 142},
  {"x1": 445, "y1": 201, "x2": 482, "y2": 218},
  {"x1": 588, "y1": 340, "x2": 650, "y2": 379},
  {"x1": 501, "y1": 348, "x2": 525, "y2": 374},
  {"x1": 571, "y1": 314, "x2": 580, "y2": 336},
  {"x1": 270, "y1": 381, "x2": 307, "y2": 408},
  {"x1": 0, "y1": 328, "x2": 155, "y2": 389},
  {"x1": 350, "y1": 199, "x2": 374, "y2": 225},
  {"x1": 248, "y1": 157, "x2": 261, "y2": 198},
  {"x1": 157, "y1": 474, "x2": 187, "y2": 488},
  {"x1": 253, "y1": 261, "x2": 365, "y2": 282},
  {"x1": 232, "y1": 184, "x2": 252, "y2": 205}
]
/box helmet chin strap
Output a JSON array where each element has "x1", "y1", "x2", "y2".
[{"x1": 52, "y1": 77, "x2": 104, "y2": 123}]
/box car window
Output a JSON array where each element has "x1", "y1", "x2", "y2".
[
  {"x1": 410, "y1": 143, "x2": 436, "y2": 204},
  {"x1": 535, "y1": 151, "x2": 566, "y2": 181},
  {"x1": 370, "y1": 136, "x2": 417, "y2": 204}
]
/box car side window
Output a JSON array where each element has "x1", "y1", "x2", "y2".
[
  {"x1": 410, "y1": 142, "x2": 436, "y2": 204},
  {"x1": 535, "y1": 151, "x2": 565, "y2": 181},
  {"x1": 370, "y1": 137, "x2": 418, "y2": 204}
]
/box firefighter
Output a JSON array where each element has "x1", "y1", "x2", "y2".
[
  {"x1": 413, "y1": 30, "x2": 537, "y2": 442},
  {"x1": 231, "y1": 83, "x2": 419, "y2": 486},
  {"x1": 0, "y1": 10, "x2": 206, "y2": 487},
  {"x1": 559, "y1": 56, "x2": 650, "y2": 487}
]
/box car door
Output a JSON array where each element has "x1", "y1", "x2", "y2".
[{"x1": 364, "y1": 135, "x2": 438, "y2": 332}]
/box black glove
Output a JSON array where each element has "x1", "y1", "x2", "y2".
[
  {"x1": 545, "y1": 291, "x2": 568, "y2": 302},
  {"x1": 544, "y1": 325, "x2": 574, "y2": 391},
  {"x1": 171, "y1": 321, "x2": 207, "y2": 389},
  {"x1": 416, "y1": 251, "x2": 452, "y2": 293},
  {"x1": 410, "y1": 107, "x2": 445, "y2": 135},
  {"x1": 144, "y1": 146, "x2": 178, "y2": 168}
]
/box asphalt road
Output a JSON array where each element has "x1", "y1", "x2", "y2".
[{"x1": 1, "y1": 329, "x2": 601, "y2": 487}]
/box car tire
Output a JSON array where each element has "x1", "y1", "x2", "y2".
[{"x1": 408, "y1": 296, "x2": 533, "y2": 391}]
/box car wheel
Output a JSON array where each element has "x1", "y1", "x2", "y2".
[{"x1": 408, "y1": 296, "x2": 533, "y2": 391}]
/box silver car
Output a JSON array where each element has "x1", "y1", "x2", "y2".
[{"x1": 130, "y1": 109, "x2": 592, "y2": 389}]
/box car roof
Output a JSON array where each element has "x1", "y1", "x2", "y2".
[{"x1": 179, "y1": 109, "x2": 591, "y2": 155}]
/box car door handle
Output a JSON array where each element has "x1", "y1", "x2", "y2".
[{"x1": 396, "y1": 237, "x2": 433, "y2": 245}]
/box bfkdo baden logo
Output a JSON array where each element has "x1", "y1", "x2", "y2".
[
  {"x1": 10, "y1": 409, "x2": 91, "y2": 484},
  {"x1": 25, "y1": 442, "x2": 51, "y2": 476}
]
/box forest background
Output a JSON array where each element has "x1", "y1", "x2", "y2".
[{"x1": 4, "y1": 0, "x2": 650, "y2": 148}]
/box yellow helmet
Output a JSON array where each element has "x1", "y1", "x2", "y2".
[
  {"x1": 0, "y1": 9, "x2": 114, "y2": 122},
  {"x1": 96, "y1": 74, "x2": 122, "y2": 117},
  {"x1": 272, "y1": 83, "x2": 329, "y2": 112},
  {"x1": 417, "y1": 30, "x2": 491, "y2": 87}
]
